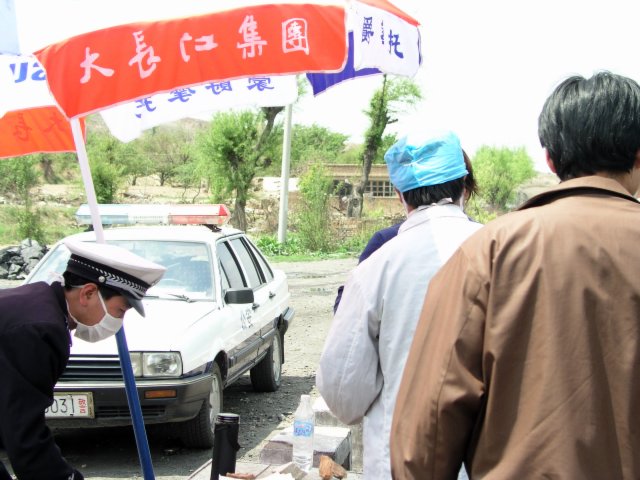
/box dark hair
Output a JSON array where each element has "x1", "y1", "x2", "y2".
[
  {"x1": 402, "y1": 176, "x2": 466, "y2": 209},
  {"x1": 462, "y1": 150, "x2": 478, "y2": 198},
  {"x1": 538, "y1": 71, "x2": 640, "y2": 181},
  {"x1": 62, "y1": 271, "x2": 120, "y2": 300}
]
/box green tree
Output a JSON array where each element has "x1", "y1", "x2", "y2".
[
  {"x1": 348, "y1": 75, "x2": 422, "y2": 217},
  {"x1": 296, "y1": 162, "x2": 335, "y2": 252},
  {"x1": 289, "y1": 124, "x2": 348, "y2": 172},
  {"x1": 36, "y1": 152, "x2": 78, "y2": 183},
  {"x1": 197, "y1": 108, "x2": 282, "y2": 231},
  {"x1": 89, "y1": 157, "x2": 124, "y2": 203},
  {"x1": 138, "y1": 122, "x2": 202, "y2": 186},
  {"x1": 85, "y1": 132, "x2": 126, "y2": 202},
  {"x1": 85, "y1": 114, "x2": 152, "y2": 185},
  {"x1": 0, "y1": 156, "x2": 40, "y2": 201},
  {"x1": 173, "y1": 148, "x2": 205, "y2": 203},
  {"x1": 472, "y1": 146, "x2": 536, "y2": 213},
  {"x1": 116, "y1": 141, "x2": 152, "y2": 186},
  {"x1": 332, "y1": 134, "x2": 396, "y2": 166},
  {"x1": 336, "y1": 144, "x2": 363, "y2": 164},
  {"x1": 374, "y1": 133, "x2": 398, "y2": 164},
  {"x1": 0, "y1": 156, "x2": 45, "y2": 242}
]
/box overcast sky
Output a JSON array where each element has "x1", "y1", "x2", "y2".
[
  {"x1": 4, "y1": 0, "x2": 639, "y2": 172},
  {"x1": 294, "y1": 0, "x2": 640, "y2": 172}
]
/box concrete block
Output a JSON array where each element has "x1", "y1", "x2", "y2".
[
  {"x1": 313, "y1": 396, "x2": 363, "y2": 473},
  {"x1": 313, "y1": 397, "x2": 341, "y2": 427},
  {"x1": 259, "y1": 425, "x2": 351, "y2": 469}
]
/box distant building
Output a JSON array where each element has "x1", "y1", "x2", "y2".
[
  {"x1": 325, "y1": 164, "x2": 394, "y2": 197},
  {"x1": 260, "y1": 177, "x2": 299, "y2": 193}
]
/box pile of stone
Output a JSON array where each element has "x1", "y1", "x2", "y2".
[{"x1": 0, "y1": 239, "x2": 48, "y2": 280}]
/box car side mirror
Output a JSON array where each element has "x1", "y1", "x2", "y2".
[{"x1": 224, "y1": 288, "x2": 254, "y2": 305}]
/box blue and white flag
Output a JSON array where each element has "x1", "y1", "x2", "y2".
[{"x1": 306, "y1": 32, "x2": 380, "y2": 96}]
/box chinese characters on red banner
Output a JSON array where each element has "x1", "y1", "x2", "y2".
[
  {"x1": 0, "y1": 107, "x2": 79, "y2": 158},
  {"x1": 36, "y1": 4, "x2": 346, "y2": 118}
]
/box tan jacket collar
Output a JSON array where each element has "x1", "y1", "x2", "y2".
[{"x1": 519, "y1": 175, "x2": 639, "y2": 210}]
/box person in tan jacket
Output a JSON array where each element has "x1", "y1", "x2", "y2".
[{"x1": 390, "y1": 71, "x2": 640, "y2": 479}]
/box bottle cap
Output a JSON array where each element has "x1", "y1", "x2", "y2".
[{"x1": 216, "y1": 413, "x2": 240, "y2": 424}]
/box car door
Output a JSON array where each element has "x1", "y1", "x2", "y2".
[
  {"x1": 216, "y1": 239, "x2": 259, "y2": 381},
  {"x1": 227, "y1": 237, "x2": 279, "y2": 359},
  {"x1": 240, "y1": 237, "x2": 284, "y2": 358}
]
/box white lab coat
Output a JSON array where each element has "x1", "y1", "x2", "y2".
[{"x1": 317, "y1": 204, "x2": 482, "y2": 479}]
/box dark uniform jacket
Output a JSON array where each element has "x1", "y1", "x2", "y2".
[{"x1": 0, "y1": 281, "x2": 80, "y2": 480}]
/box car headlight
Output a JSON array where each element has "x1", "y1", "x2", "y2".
[
  {"x1": 129, "y1": 352, "x2": 183, "y2": 377},
  {"x1": 143, "y1": 352, "x2": 183, "y2": 377},
  {"x1": 130, "y1": 352, "x2": 142, "y2": 377}
]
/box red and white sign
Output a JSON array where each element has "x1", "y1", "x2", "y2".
[
  {"x1": 0, "y1": 106, "x2": 77, "y2": 158},
  {"x1": 0, "y1": 54, "x2": 83, "y2": 158},
  {"x1": 4, "y1": 0, "x2": 420, "y2": 119},
  {"x1": 35, "y1": 4, "x2": 347, "y2": 118}
]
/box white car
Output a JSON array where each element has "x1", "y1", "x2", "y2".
[{"x1": 24, "y1": 205, "x2": 294, "y2": 448}]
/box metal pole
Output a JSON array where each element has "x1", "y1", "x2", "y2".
[
  {"x1": 277, "y1": 103, "x2": 293, "y2": 244},
  {"x1": 71, "y1": 118, "x2": 104, "y2": 243},
  {"x1": 116, "y1": 329, "x2": 155, "y2": 480},
  {"x1": 71, "y1": 117, "x2": 155, "y2": 479}
]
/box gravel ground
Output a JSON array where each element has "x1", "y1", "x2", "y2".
[{"x1": 0, "y1": 257, "x2": 358, "y2": 479}]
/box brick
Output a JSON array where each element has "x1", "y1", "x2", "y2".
[{"x1": 259, "y1": 425, "x2": 351, "y2": 470}]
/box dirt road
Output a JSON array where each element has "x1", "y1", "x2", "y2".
[{"x1": 0, "y1": 257, "x2": 357, "y2": 479}]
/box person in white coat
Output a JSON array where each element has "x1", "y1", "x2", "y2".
[{"x1": 316, "y1": 131, "x2": 482, "y2": 479}]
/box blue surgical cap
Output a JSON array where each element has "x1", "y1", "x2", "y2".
[{"x1": 384, "y1": 131, "x2": 468, "y2": 192}]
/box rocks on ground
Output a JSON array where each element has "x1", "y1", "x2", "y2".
[{"x1": 0, "y1": 239, "x2": 48, "y2": 280}]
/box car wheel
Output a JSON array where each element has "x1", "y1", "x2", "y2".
[
  {"x1": 250, "y1": 331, "x2": 282, "y2": 392},
  {"x1": 178, "y1": 363, "x2": 223, "y2": 448}
]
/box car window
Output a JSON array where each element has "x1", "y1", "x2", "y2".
[
  {"x1": 28, "y1": 240, "x2": 215, "y2": 300},
  {"x1": 27, "y1": 245, "x2": 71, "y2": 283},
  {"x1": 246, "y1": 238, "x2": 274, "y2": 282},
  {"x1": 219, "y1": 263, "x2": 231, "y2": 291},
  {"x1": 229, "y1": 237, "x2": 262, "y2": 288},
  {"x1": 216, "y1": 242, "x2": 245, "y2": 289}
]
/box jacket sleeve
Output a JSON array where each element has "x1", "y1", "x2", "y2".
[
  {"x1": 0, "y1": 323, "x2": 77, "y2": 480},
  {"x1": 334, "y1": 227, "x2": 395, "y2": 314},
  {"x1": 333, "y1": 285, "x2": 344, "y2": 315},
  {"x1": 358, "y1": 230, "x2": 386, "y2": 263},
  {"x1": 390, "y1": 248, "x2": 486, "y2": 480},
  {"x1": 317, "y1": 274, "x2": 383, "y2": 425}
]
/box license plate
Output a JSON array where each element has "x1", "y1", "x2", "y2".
[{"x1": 45, "y1": 393, "x2": 94, "y2": 418}]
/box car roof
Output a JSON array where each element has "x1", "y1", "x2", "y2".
[{"x1": 56, "y1": 225, "x2": 244, "y2": 245}]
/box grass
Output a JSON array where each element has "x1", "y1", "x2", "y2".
[
  {"x1": 0, "y1": 204, "x2": 84, "y2": 247},
  {"x1": 266, "y1": 251, "x2": 357, "y2": 262}
]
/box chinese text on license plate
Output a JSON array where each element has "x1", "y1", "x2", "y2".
[{"x1": 45, "y1": 393, "x2": 94, "y2": 418}]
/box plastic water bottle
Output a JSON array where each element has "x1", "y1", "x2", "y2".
[{"x1": 292, "y1": 394, "x2": 315, "y2": 472}]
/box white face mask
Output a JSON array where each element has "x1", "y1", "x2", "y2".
[{"x1": 73, "y1": 292, "x2": 124, "y2": 343}]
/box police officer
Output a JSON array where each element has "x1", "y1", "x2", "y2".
[{"x1": 0, "y1": 240, "x2": 165, "y2": 479}]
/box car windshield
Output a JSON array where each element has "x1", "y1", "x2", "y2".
[{"x1": 28, "y1": 240, "x2": 215, "y2": 301}]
